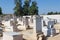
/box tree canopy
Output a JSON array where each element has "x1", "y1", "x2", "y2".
[
  {"x1": 14, "y1": 0, "x2": 23, "y2": 16},
  {"x1": 23, "y1": 0, "x2": 31, "y2": 15},
  {"x1": 0, "y1": 7, "x2": 3, "y2": 15},
  {"x1": 14, "y1": 0, "x2": 38, "y2": 16},
  {"x1": 47, "y1": 12, "x2": 60, "y2": 15},
  {"x1": 29, "y1": 1, "x2": 38, "y2": 15}
]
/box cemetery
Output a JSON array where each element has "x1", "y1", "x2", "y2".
[
  {"x1": 0, "y1": 0, "x2": 60, "y2": 40},
  {"x1": 0, "y1": 15, "x2": 60, "y2": 40}
]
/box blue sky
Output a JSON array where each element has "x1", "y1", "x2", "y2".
[{"x1": 0, "y1": 0, "x2": 60, "y2": 14}]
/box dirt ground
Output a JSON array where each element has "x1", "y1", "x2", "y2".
[{"x1": 47, "y1": 34, "x2": 60, "y2": 40}]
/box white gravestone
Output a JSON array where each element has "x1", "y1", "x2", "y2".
[
  {"x1": 47, "y1": 21, "x2": 56, "y2": 37},
  {"x1": 33, "y1": 15, "x2": 43, "y2": 33},
  {"x1": 42, "y1": 20, "x2": 56, "y2": 36},
  {"x1": 3, "y1": 32, "x2": 23, "y2": 40}
]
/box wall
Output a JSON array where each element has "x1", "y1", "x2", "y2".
[{"x1": 41, "y1": 15, "x2": 60, "y2": 23}]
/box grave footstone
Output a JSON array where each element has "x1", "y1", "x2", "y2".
[{"x1": 3, "y1": 32, "x2": 23, "y2": 40}]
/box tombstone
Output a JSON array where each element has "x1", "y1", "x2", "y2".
[
  {"x1": 3, "y1": 32, "x2": 23, "y2": 40},
  {"x1": 25, "y1": 17, "x2": 29, "y2": 28},
  {"x1": 42, "y1": 27, "x2": 48, "y2": 36},
  {"x1": 23, "y1": 16, "x2": 30, "y2": 29},
  {"x1": 3, "y1": 16, "x2": 23, "y2": 40},
  {"x1": 13, "y1": 15, "x2": 17, "y2": 22},
  {"x1": 30, "y1": 16, "x2": 33, "y2": 23},
  {"x1": 10, "y1": 19, "x2": 19, "y2": 32},
  {"x1": 47, "y1": 21, "x2": 56, "y2": 37},
  {"x1": 0, "y1": 27, "x2": 3, "y2": 36},
  {"x1": 54, "y1": 19, "x2": 57, "y2": 24},
  {"x1": 48, "y1": 21, "x2": 54, "y2": 29},
  {"x1": 4, "y1": 20, "x2": 13, "y2": 32},
  {"x1": 47, "y1": 28, "x2": 56, "y2": 37},
  {"x1": 17, "y1": 16, "x2": 30, "y2": 30},
  {"x1": 42, "y1": 20, "x2": 56, "y2": 37},
  {"x1": 4, "y1": 18, "x2": 19, "y2": 32},
  {"x1": 0, "y1": 17, "x2": 1, "y2": 22},
  {"x1": 33, "y1": 15, "x2": 43, "y2": 33},
  {"x1": 2, "y1": 20, "x2": 11, "y2": 32}
]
